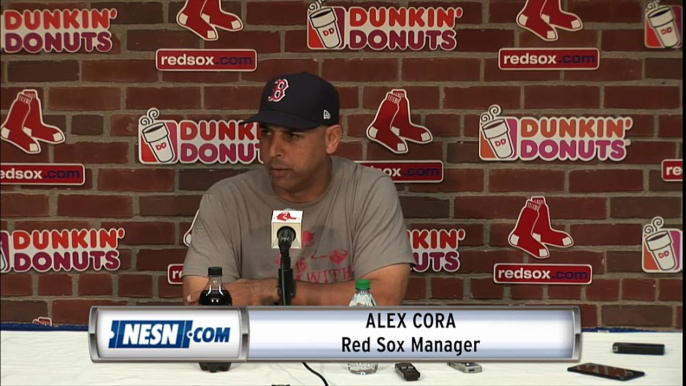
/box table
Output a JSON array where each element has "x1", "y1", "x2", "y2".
[{"x1": 1, "y1": 331, "x2": 682, "y2": 385}]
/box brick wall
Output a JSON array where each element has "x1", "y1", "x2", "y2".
[{"x1": 0, "y1": 0, "x2": 682, "y2": 330}]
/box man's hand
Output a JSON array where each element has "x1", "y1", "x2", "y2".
[{"x1": 185, "y1": 278, "x2": 279, "y2": 306}]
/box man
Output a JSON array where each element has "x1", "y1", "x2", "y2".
[{"x1": 183, "y1": 72, "x2": 414, "y2": 306}]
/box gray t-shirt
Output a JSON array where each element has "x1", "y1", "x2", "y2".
[{"x1": 183, "y1": 156, "x2": 414, "y2": 283}]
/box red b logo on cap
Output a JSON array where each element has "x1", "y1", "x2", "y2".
[{"x1": 268, "y1": 79, "x2": 289, "y2": 102}]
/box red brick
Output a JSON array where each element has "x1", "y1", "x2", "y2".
[
  {"x1": 649, "y1": 170, "x2": 683, "y2": 192},
  {"x1": 118, "y1": 249, "x2": 132, "y2": 271},
  {"x1": 409, "y1": 169, "x2": 484, "y2": 193},
  {"x1": 602, "y1": 305, "x2": 672, "y2": 327},
  {"x1": 137, "y1": 248, "x2": 188, "y2": 271},
  {"x1": 118, "y1": 274, "x2": 153, "y2": 297},
  {"x1": 518, "y1": 29, "x2": 598, "y2": 48},
  {"x1": 570, "y1": 170, "x2": 643, "y2": 193},
  {"x1": 49, "y1": 87, "x2": 120, "y2": 111},
  {"x1": 1, "y1": 87, "x2": 44, "y2": 110},
  {"x1": 0, "y1": 194, "x2": 49, "y2": 217},
  {"x1": 430, "y1": 278, "x2": 463, "y2": 299},
  {"x1": 1, "y1": 139, "x2": 48, "y2": 163},
  {"x1": 548, "y1": 286, "x2": 581, "y2": 300},
  {"x1": 127, "y1": 30, "x2": 199, "y2": 51},
  {"x1": 127, "y1": 87, "x2": 200, "y2": 109},
  {"x1": 470, "y1": 278, "x2": 503, "y2": 299},
  {"x1": 158, "y1": 276, "x2": 184, "y2": 298},
  {"x1": 568, "y1": 0, "x2": 642, "y2": 23},
  {"x1": 58, "y1": 195, "x2": 133, "y2": 218},
  {"x1": 179, "y1": 168, "x2": 250, "y2": 191},
  {"x1": 406, "y1": 1, "x2": 481, "y2": 23},
  {"x1": 565, "y1": 59, "x2": 642, "y2": 82},
  {"x1": 38, "y1": 274, "x2": 72, "y2": 296},
  {"x1": 78, "y1": 273, "x2": 113, "y2": 296},
  {"x1": 204, "y1": 86, "x2": 262, "y2": 110},
  {"x1": 402, "y1": 58, "x2": 480, "y2": 82},
  {"x1": 101, "y1": 222, "x2": 175, "y2": 245},
  {"x1": 83, "y1": 60, "x2": 158, "y2": 82},
  {"x1": 444, "y1": 86, "x2": 520, "y2": 110},
  {"x1": 410, "y1": 223, "x2": 483, "y2": 247},
  {"x1": 624, "y1": 141, "x2": 677, "y2": 165},
  {"x1": 206, "y1": 31, "x2": 280, "y2": 53},
  {"x1": 162, "y1": 72, "x2": 239, "y2": 83},
  {"x1": 7, "y1": 2, "x2": 87, "y2": 11},
  {"x1": 488, "y1": 0, "x2": 522, "y2": 22},
  {"x1": 459, "y1": 250, "x2": 525, "y2": 273},
  {"x1": 285, "y1": 30, "x2": 310, "y2": 53},
  {"x1": 625, "y1": 114, "x2": 654, "y2": 137},
  {"x1": 334, "y1": 142, "x2": 363, "y2": 160},
  {"x1": 543, "y1": 197, "x2": 607, "y2": 220},
  {"x1": 338, "y1": 86, "x2": 359, "y2": 109},
  {"x1": 72, "y1": 115, "x2": 104, "y2": 135},
  {"x1": 424, "y1": 114, "x2": 460, "y2": 137},
  {"x1": 489, "y1": 169, "x2": 564, "y2": 192},
  {"x1": 0, "y1": 274, "x2": 32, "y2": 296},
  {"x1": 622, "y1": 279, "x2": 656, "y2": 301},
  {"x1": 602, "y1": 30, "x2": 650, "y2": 52},
  {"x1": 606, "y1": 251, "x2": 643, "y2": 273},
  {"x1": 485, "y1": 59, "x2": 560, "y2": 82},
  {"x1": 659, "y1": 115, "x2": 683, "y2": 138},
  {"x1": 605, "y1": 86, "x2": 680, "y2": 109},
  {"x1": 15, "y1": 220, "x2": 91, "y2": 232},
  {"x1": 404, "y1": 277, "x2": 426, "y2": 300},
  {"x1": 447, "y1": 142, "x2": 480, "y2": 164},
  {"x1": 363, "y1": 87, "x2": 439, "y2": 110},
  {"x1": 546, "y1": 250, "x2": 605, "y2": 274},
  {"x1": 645, "y1": 58, "x2": 683, "y2": 80},
  {"x1": 489, "y1": 222, "x2": 518, "y2": 247},
  {"x1": 367, "y1": 141, "x2": 443, "y2": 161},
  {"x1": 457, "y1": 29, "x2": 514, "y2": 52},
  {"x1": 0, "y1": 60, "x2": 4, "y2": 82},
  {"x1": 54, "y1": 142, "x2": 128, "y2": 164},
  {"x1": 511, "y1": 285, "x2": 544, "y2": 300},
  {"x1": 525, "y1": 86, "x2": 599, "y2": 109},
  {"x1": 454, "y1": 195, "x2": 527, "y2": 219},
  {"x1": 139, "y1": 195, "x2": 202, "y2": 217},
  {"x1": 52, "y1": 300, "x2": 127, "y2": 324},
  {"x1": 101, "y1": 1, "x2": 163, "y2": 24},
  {"x1": 242, "y1": 59, "x2": 318, "y2": 82},
  {"x1": 586, "y1": 278, "x2": 619, "y2": 301},
  {"x1": 0, "y1": 300, "x2": 48, "y2": 323},
  {"x1": 323, "y1": 59, "x2": 398, "y2": 82},
  {"x1": 347, "y1": 114, "x2": 375, "y2": 137},
  {"x1": 99, "y1": 169, "x2": 175, "y2": 192},
  {"x1": 659, "y1": 279, "x2": 683, "y2": 301},
  {"x1": 247, "y1": 1, "x2": 306, "y2": 25},
  {"x1": 8, "y1": 61, "x2": 79, "y2": 82},
  {"x1": 110, "y1": 114, "x2": 140, "y2": 137},
  {"x1": 611, "y1": 197, "x2": 682, "y2": 219},
  {"x1": 571, "y1": 224, "x2": 643, "y2": 246},
  {"x1": 399, "y1": 197, "x2": 450, "y2": 218}
]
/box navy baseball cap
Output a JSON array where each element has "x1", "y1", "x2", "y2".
[{"x1": 244, "y1": 72, "x2": 340, "y2": 130}]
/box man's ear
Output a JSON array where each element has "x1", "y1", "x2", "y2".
[{"x1": 324, "y1": 124, "x2": 342, "y2": 155}]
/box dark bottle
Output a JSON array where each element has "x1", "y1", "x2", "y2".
[{"x1": 198, "y1": 266, "x2": 232, "y2": 373}]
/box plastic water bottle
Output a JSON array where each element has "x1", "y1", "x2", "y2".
[
  {"x1": 198, "y1": 267, "x2": 232, "y2": 373},
  {"x1": 347, "y1": 279, "x2": 379, "y2": 375}
]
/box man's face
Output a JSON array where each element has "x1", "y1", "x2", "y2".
[{"x1": 260, "y1": 124, "x2": 330, "y2": 193}]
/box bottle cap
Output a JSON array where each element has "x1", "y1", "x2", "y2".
[
  {"x1": 208, "y1": 267, "x2": 223, "y2": 276},
  {"x1": 355, "y1": 279, "x2": 370, "y2": 290}
]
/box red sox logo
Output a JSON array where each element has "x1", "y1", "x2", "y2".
[
  {"x1": 268, "y1": 79, "x2": 289, "y2": 102},
  {"x1": 276, "y1": 212, "x2": 297, "y2": 221}
]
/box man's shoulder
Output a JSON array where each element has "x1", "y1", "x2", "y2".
[{"x1": 334, "y1": 156, "x2": 394, "y2": 196}]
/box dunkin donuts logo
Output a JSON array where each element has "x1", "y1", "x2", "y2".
[
  {"x1": 643, "y1": 217, "x2": 682, "y2": 273},
  {"x1": 138, "y1": 108, "x2": 260, "y2": 165},
  {"x1": 1, "y1": 8, "x2": 117, "y2": 53},
  {"x1": 479, "y1": 105, "x2": 632, "y2": 162},
  {"x1": 0, "y1": 228, "x2": 125, "y2": 273},
  {"x1": 645, "y1": 1, "x2": 683, "y2": 49},
  {"x1": 307, "y1": 0, "x2": 462, "y2": 51},
  {"x1": 409, "y1": 229, "x2": 465, "y2": 273}
]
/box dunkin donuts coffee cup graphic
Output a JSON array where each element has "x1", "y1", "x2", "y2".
[
  {"x1": 480, "y1": 105, "x2": 515, "y2": 160},
  {"x1": 645, "y1": 1, "x2": 683, "y2": 48},
  {"x1": 643, "y1": 216, "x2": 682, "y2": 273},
  {"x1": 139, "y1": 108, "x2": 175, "y2": 163},
  {"x1": 309, "y1": 4, "x2": 341, "y2": 49}
]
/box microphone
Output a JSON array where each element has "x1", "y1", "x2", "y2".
[{"x1": 271, "y1": 210, "x2": 303, "y2": 250}]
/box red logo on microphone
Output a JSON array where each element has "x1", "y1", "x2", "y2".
[{"x1": 277, "y1": 212, "x2": 297, "y2": 221}]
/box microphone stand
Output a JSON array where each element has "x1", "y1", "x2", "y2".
[{"x1": 278, "y1": 240, "x2": 294, "y2": 306}]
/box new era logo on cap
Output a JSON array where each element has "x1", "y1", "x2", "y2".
[{"x1": 244, "y1": 72, "x2": 340, "y2": 130}]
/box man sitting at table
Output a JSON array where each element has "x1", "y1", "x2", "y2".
[{"x1": 182, "y1": 72, "x2": 414, "y2": 306}]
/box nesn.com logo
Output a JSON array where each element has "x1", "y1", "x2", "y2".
[{"x1": 108, "y1": 320, "x2": 230, "y2": 349}]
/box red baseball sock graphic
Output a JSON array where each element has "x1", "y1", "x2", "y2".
[
  {"x1": 541, "y1": 0, "x2": 582, "y2": 31},
  {"x1": 367, "y1": 93, "x2": 408, "y2": 154},
  {"x1": 517, "y1": 0, "x2": 557, "y2": 41},
  {"x1": 22, "y1": 90, "x2": 64, "y2": 144},
  {"x1": 530, "y1": 196, "x2": 573, "y2": 248},
  {"x1": 390, "y1": 90, "x2": 432, "y2": 144},
  {"x1": 0, "y1": 93, "x2": 41, "y2": 154},
  {"x1": 201, "y1": 0, "x2": 243, "y2": 31},
  {"x1": 509, "y1": 200, "x2": 550, "y2": 259},
  {"x1": 177, "y1": 0, "x2": 218, "y2": 41}
]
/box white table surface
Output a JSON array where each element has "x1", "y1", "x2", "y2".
[{"x1": 1, "y1": 331, "x2": 682, "y2": 385}]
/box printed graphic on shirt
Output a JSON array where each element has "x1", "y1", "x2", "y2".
[
  {"x1": 645, "y1": 1, "x2": 683, "y2": 49},
  {"x1": 516, "y1": 0, "x2": 583, "y2": 42},
  {"x1": 509, "y1": 197, "x2": 573, "y2": 259},
  {"x1": 643, "y1": 216, "x2": 682, "y2": 273}
]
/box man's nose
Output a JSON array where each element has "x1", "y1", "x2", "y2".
[{"x1": 267, "y1": 133, "x2": 285, "y2": 158}]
